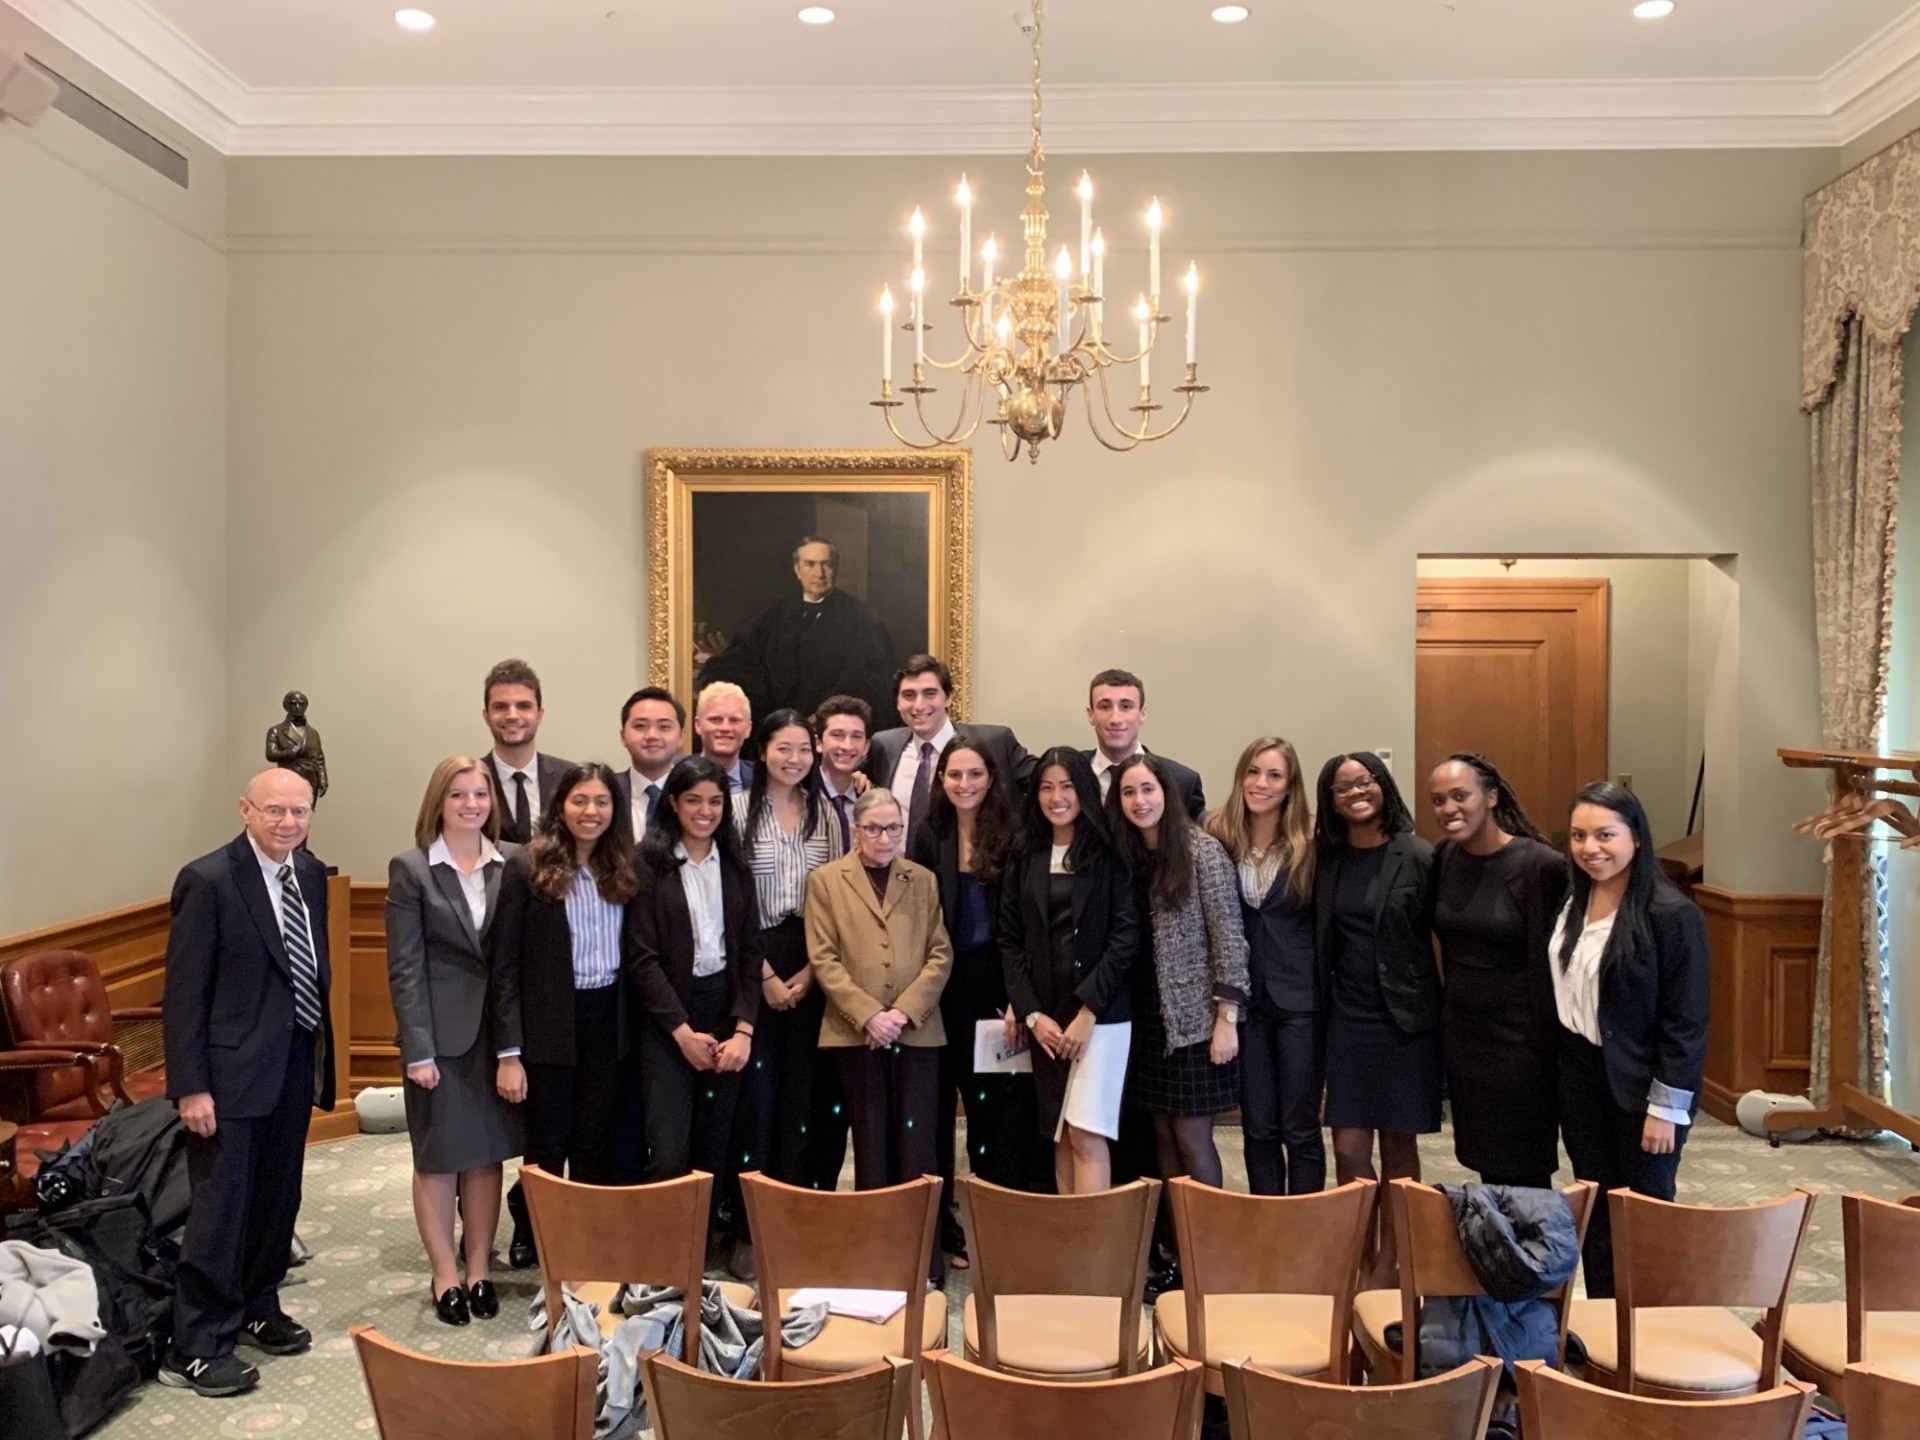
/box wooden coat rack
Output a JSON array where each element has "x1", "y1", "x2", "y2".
[{"x1": 1780, "y1": 746, "x2": 1920, "y2": 1147}]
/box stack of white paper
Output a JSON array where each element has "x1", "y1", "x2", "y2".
[{"x1": 786, "y1": 1287, "x2": 909, "y2": 1323}]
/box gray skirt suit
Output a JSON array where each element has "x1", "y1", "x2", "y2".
[{"x1": 385, "y1": 841, "x2": 526, "y2": 1173}]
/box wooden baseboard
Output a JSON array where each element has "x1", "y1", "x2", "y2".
[{"x1": 308, "y1": 1103, "x2": 361, "y2": 1144}]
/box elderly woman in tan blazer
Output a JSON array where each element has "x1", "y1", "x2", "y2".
[{"x1": 805, "y1": 787, "x2": 953, "y2": 1195}]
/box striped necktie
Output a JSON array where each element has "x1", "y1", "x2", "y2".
[{"x1": 276, "y1": 863, "x2": 324, "y2": 1031}]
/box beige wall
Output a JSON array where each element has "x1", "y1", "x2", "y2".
[
  {"x1": 0, "y1": 12, "x2": 229, "y2": 932},
  {"x1": 219, "y1": 149, "x2": 1832, "y2": 894}
]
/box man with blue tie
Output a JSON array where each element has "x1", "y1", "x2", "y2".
[
  {"x1": 160, "y1": 768, "x2": 334, "y2": 1398},
  {"x1": 612, "y1": 686, "x2": 686, "y2": 844}
]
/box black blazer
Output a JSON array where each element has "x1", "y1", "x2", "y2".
[
  {"x1": 1313, "y1": 833, "x2": 1438, "y2": 1035},
  {"x1": 1587, "y1": 881, "x2": 1711, "y2": 1117},
  {"x1": 484, "y1": 752, "x2": 576, "y2": 846},
  {"x1": 384, "y1": 842, "x2": 515, "y2": 1064},
  {"x1": 1082, "y1": 748, "x2": 1207, "y2": 821},
  {"x1": 1429, "y1": 836, "x2": 1567, "y2": 1056},
  {"x1": 867, "y1": 723, "x2": 1036, "y2": 794},
  {"x1": 999, "y1": 841, "x2": 1140, "y2": 1026},
  {"x1": 162, "y1": 833, "x2": 336, "y2": 1117},
  {"x1": 909, "y1": 821, "x2": 1010, "y2": 1021},
  {"x1": 1243, "y1": 858, "x2": 1319, "y2": 1016},
  {"x1": 624, "y1": 855, "x2": 765, "y2": 1038},
  {"x1": 489, "y1": 849, "x2": 632, "y2": 1066}
]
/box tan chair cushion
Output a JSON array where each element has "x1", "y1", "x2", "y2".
[
  {"x1": 1351, "y1": 1289, "x2": 1404, "y2": 1354},
  {"x1": 715, "y1": 1280, "x2": 757, "y2": 1313},
  {"x1": 963, "y1": 1294, "x2": 1152, "y2": 1377},
  {"x1": 1569, "y1": 1299, "x2": 1765, "y2": 1393},
  {"x1": 1154, "y1": 1292, "x2": 1337, "y2": 1375},
  {"x1": 774, "y1": 1288, "x2": 948, "y2": 1375},
  {"x1": 1781, "y1": 1301, "x2": 1920, "y2": 1383}
]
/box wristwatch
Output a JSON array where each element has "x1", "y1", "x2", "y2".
[{"x1": 1025, "y1": 1011, "x2": 1044, "y2": 1031}]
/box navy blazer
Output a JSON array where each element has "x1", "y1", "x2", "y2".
[
  {"x1": 484, "y1": 752, "x2": 576, "y2": 846},
  {"x1": 162, "y1": 833, "x2": 336, "y2": 1117},
  {"x1": 384, "y1": 842, "x2": 515, "y2": 1065},
  {"x1": 1242, "y1": 857, "x2": 1319, "y2": 1016},
  {"x1": 489, "y1": 849, "x2": 632, "y2": 1066},
  {"x1": 999, "y1": 841, "x2": 1140, "y2": 1026},
  {"x1": 1313, "y1": 833, "x2": 1438, "y2": 1035},
  {"x1": 1083, "y1": 748, "x2": 1207, "y2": 822},
  {"x1": 624, "y1": 855, "x2": 764, "y2": 1037},
  {"x1": 1587, "y1": 881, "x2": 1711, "y2": 1117}
]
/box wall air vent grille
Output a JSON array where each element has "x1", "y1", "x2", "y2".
[{"x1": 26, "y1": 57, "x2": 188, "y2": 189}]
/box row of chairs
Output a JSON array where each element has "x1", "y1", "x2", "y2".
[{"x1": 352, "y1": 1328, "x2": 1919, "y2": 1440}]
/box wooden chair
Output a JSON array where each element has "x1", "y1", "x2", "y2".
[
  {"x1": 1567, "y1": 1187, "x2": 1814, "y2": 1399},
  {"x1": 1515, "y1": 1358, "x2": 1815, "y2": 1440},
  {"x1": 957, "y1": 1174, "x2": 1159, "y2": 1382},
  {"x1": 641, "y1": 1352, "x2": 914, "y2": 1440},
  {"x1": 1352, "y1": 1179, "x2": 1596, "y2": 1382},
  {"x1": 1220, "y1": 1354, "x2": 1501, "y2": 1440},
  {"x1": 352, "y1": 1324, "x2": 597, "y2": 1440},
  {"x1": 738, "y1": 1172, "x2": 943, "y2": 1440},
  {"x1": 1846, "y1": 1361, "x2": 1920, "y2": 1440},
  {"x1": 1780, "y1": 1191, "x2": 1920, "y2": 1394},
  {"x1": 1157, "y1": 1175, "x2": 1374, "y2": 1393},
  {"x1": 926, "y1": 1349, "x2": 1205, "y2": 1440},
  {"x1": 519, "y1": 1164, "x2": 752, "y2": 1364}
]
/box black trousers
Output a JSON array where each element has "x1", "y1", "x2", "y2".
[
  {"x1": 524, "y1": 985, "x2": 627, "y2": 1186},
  {"x1": 641, "y1": 973, "x2": 746, "y2": 1186},
  {"x1": 1239, "y1": 1007, "x2": 1327, "y2": 1196},
  {"x1": 935, "y1": 946, "x2": 1042, "y2": 1218},
  {"x1": 740, "y1": 920, "x2": 822, "y2": 1188},
  {"x1": 1557, "y1": 1030, "x2": 1687, "y2": 1299},
  {"x1": 174, "y1": 1027, "x2": 315, "y2": 1359},
  {"x1": 836, "y1": 1044, "x2": 939, "y2": 1191},
  {"x1": 805, "y1": 1048, "x2": 851, "y2": 1189}
]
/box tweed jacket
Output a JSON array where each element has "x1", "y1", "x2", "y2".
[
  {"x1": 804, "y1": 851, "x2": 954, "y2": 1048},
  {"x1": 1142, "y1": 832, "x2": 1252, "y2": 1053}
]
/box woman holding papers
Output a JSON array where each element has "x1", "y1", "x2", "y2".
[{"x1": 910, "y1": 733, "x2": 1037, "y2": 1267}]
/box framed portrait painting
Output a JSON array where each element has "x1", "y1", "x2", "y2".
[{"x1": 646, "y1": 448, "x2": 974, "y2": 729}]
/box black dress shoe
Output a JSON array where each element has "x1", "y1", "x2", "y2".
[
  {"x1": 238, "y1": 1313, "x2": 312, "y2": 1355},
  {"x1": 507, "y1": 1227, "x2": 537, "y2": 1270},
  {"x1": 434, "y1": 1285, "x2": 471, "y2": 1326},
  {"x1": 465, "y1": 1279, "x2": 499, "y2": 1319}
]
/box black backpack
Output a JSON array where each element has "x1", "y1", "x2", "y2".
[{"x1": 81, "y1": 1098, "x2": 190, "y2": 1241}]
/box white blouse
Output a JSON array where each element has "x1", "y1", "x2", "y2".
[
  {"x1": 427, "y1": 834, "x2": 502, "y2": 931},
  {"x1": 1548, "y1": 899, "x2": 1690, "y2": 1126}
]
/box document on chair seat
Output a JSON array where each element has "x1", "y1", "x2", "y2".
[
  {"x1": 974, "y1": 1018, "x2": 1032, "y2": 1073},
  {"x1": 787, "y1": 1288, "x2": 908, "y2": 1323}
]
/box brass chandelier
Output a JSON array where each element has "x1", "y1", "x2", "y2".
[{"x1": 872, "y1": 0, "x2": 1207, "y2": 463}]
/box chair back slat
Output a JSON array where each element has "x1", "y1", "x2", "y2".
[
  {"x1": 926, "y1": 1351, "x2": 1204, "y2": 1440},
  {"x1": 519, "y1": 1165, "x2": 710, "y2": 1366},
  {"x1": 1612, "y1": 1187, "x2": 1813, "y2": 1310},
  {"x1": 1845, "y1": 1362, "x2": 1920, "y2": 1440},
  {"x1": 642, "y1": 1353, "x2": 913, "y2": 1440},
  {"x1": 353, "y1": 1324, "x2": 597, "y2": 1440},
  {"x1": 1221, "y1": 1355, "x2": 1500, "y2": 1439},
  {"x1": 1516, "y1": 1359, "x2": 1814, "y2": 1440},
  {"x1": 1845, "y1": 1190, "x2": 1920, "y2": 1358}
]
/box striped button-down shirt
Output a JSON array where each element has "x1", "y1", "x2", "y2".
[
  {"x1": 732, "y1": 791, "x2": 835, "y2": 925},
  {"x1": 564, "y1": 867, "x2": 623, "y2": 990}
]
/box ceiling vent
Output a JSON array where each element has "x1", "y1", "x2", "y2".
[{"x1": 25, "y1": 57, "x2": 188, "y2": 189}]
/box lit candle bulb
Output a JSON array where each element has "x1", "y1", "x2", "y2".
[
  {"x1": 981, "y1": 234, "x2": 997, "y2": 296},
  {"x1": 880, "y1": 285, "x2": 894, "y2": 382},
  {"x1": 1135, "y1": 295, "x2": 1151, "y2": 391},
  {"x1": 1145, "y1": 198, "x2": 1162, "y2": 305},
  {"x1": 1090, "y1": 228, "x2": 1105, "y2": 333},
  {"x1": 910, "y1": 266, "x2": 925, "y2": 368},
  {"x1": 1055, "y1": 245, "x2": 1074, "y2": 357},
  {"x1": 956, "y1": 176, "x2": 972, "y2": 291},
  {"x1": 909, "y1": 207, "x2": 925, "y2": 274},
  {"x1": 1183, "y1": 262, "x2": 1199, "y2": 367},
  {"x1": 1077, "y1": 171, "x2": 1093, "y2": 277},
  {"x1": 995, "y1": 310, "x2": 1012, "y2": 349}
]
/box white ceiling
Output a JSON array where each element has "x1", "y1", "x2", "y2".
[{"x1": 12, "y1": 0, "x2": 1920, "y2": 154}]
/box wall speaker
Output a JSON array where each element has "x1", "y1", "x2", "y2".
[{"x1": 0, "y1": 54, "x2": 60, "y2": 127}]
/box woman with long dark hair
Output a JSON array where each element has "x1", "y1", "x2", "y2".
[
  {"x1": 1109, "y1": 753, "x2": 1249, "y2": 1192},
  {"x1": 1552, "y1": 781, "x2": 1709, "y2": 1297},
  {"x1": 1207, "y1": 736, "x2": 1323, "y2": 1195},
  {"x1": 1427, "y1": 753, "x2": 1567, "y2": 1191},
  {"x1": 491, "y1": 762, "x2": 640, "y2": 1203},
  {"x1": 628, "y1": 756, "x2": 762, "y2": 1186},
  {"x1": 911, "y1": 733, "x2": 1034, "y2": 1261},
  {"x1": 1314, "y1": 751, "x2": 1436, "y2": 1284},
  {"x1": 1000, "y1": 747, "x2": 1140, "y2": 1195},
  {"x1": 732, "y1": 710, "x2": 834, "y2": 1189}
]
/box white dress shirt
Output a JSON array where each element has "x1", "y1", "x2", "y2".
[
  {"x1": 1091, "y1": 744, "x2": 1146, "y2": 800},
  {"x1": 629, "y1": 770, "x2": 669, "y2": 842},
  {"x1": 890, "y1": 720, "x2": 956, "y2": 803},
  {"x1": 1548, "y1": 900, "x2": 1690, "y2": 1127},
  {"x1": 427, "y1": 834, "x2": 503, "y2": 931},
  {"x1": 493, "y1": 752, "x2": 542, "y2": 817},
  {"x1": 676, "y1": 841, "x2": 728, "y2": 978},
  {"x1": 247, "y1": 834, "x2": 315, "y2": 938}
]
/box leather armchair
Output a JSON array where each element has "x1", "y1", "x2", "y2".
[
  {"x1": 0, "y1": 1045, "x2": 111, "y2": 1209},
  {"x1": 0, "y1": 949, "x2": 167, "y2": 1123}
]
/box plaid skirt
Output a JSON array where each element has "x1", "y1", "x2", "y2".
[{"x1": 1127, "y1": 997, "x2": 1240, "y2": 1117}]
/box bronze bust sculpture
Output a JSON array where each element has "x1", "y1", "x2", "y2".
[{"x1": 266, "y1": 690, "x2": 328, "y2": 804}]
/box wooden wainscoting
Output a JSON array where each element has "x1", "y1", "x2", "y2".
[
  {"x1": 1693, "y1": 886, "x2": 1823, "y2": 1123},
  {"x1": 349, "y1": 883, "x2": 401, "y2": 1092}
]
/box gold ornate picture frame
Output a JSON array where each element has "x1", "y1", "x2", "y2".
[{"x1": 646, "y1": 448, "x2": 974, "y2": 724}]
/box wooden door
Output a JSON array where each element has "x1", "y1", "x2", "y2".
[{"x1": 1414, "y1": 579, "x2": 1608, "y2": 848}]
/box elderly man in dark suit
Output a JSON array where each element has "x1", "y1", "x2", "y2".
[
  {"x1": 160, "y1": 767, "x2": 334, "y2": 1398},
  {"x1": 1081, "y1": 667, "x2": 1207, "y2": 820},
  {"x1": 864, "y1": 654, "x2": 1035, "y2": 853}
]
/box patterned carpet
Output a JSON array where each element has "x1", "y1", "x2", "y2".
[{"x1": 86, "y1": 1116, "x2": 1920, "y2": 1437}]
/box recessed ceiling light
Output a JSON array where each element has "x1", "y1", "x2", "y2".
[
  {"x1": 1632, "y1": 1, "x2": 1675, "y2": 18},
  {"x1": 394, "y1": 9, "x2": 436, "y2": 32},
  {"x1": 1212, "y1": 5, "x2": 1251, "y2": 21},
  {"x1": 798, "y1": 6, "x2": 835, "y2": 22}
]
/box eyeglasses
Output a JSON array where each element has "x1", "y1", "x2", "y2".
[
  {"x1": 858, "y1": 822, "x2": 905, "y2": 838},
  {"x1": 253, "y1": 804, "x2": 312, "y2": 822},
  {"x1": 1331, "y1": 780, "x2": 1379, "y2": 799}
]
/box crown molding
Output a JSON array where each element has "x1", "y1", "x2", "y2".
[{"x1": 11, "y1": 0, "x2": 1920, "y2": 157}]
